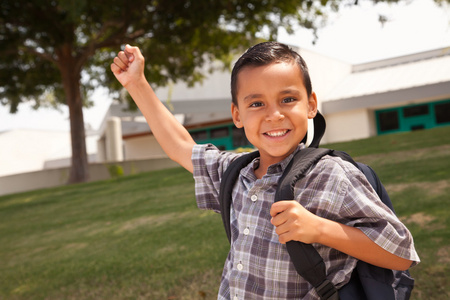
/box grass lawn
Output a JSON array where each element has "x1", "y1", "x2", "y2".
[{"x1": 1, "y1": 126, "x2": 449, "y2": 299}]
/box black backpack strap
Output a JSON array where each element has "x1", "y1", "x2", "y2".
[
  {"x1": 276, "y1": 147, "x2": 339, "y2": 300},
  {"x1": 275, "y1": 148, "x2": 333, "y2": 200},
  {"x1": 219, "y1": 151, "x2": 260, "y2": 243}
]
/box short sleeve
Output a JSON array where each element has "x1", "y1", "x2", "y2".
[
  {"x1": 295, "y1": 155, "x2": 420, "y2": 264},
  {"x1": 342, "y1": 169, "x2": 421, "y2": 264},
  {"x1": 192, "y1": 144, "x2": 240, "y2": 212}
]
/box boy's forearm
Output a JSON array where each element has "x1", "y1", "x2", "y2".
[
  {"x1": 316, "y1": 218, "x2": 413, "y2": 271},
  {"x1": 126, "y1": 77, "x2": 196, "y2": 173}
]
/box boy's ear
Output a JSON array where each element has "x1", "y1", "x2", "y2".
[
  {"x1": 308, "y1": 92, "x2": 318, "y2": 119},
  {"x1": 231, "y1": 103, "x2": 243, "y2": 128}
]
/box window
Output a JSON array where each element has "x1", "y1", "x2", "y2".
[
  {"x1": 232, "y1": 127, "x2": 251, "y2": 148},
  {"x1": 435, "y1": 102, "x2": 450, "y2": 124},
  {"x1": 191, "y1": 130, "x2": 208, "y2": 141},
  {"x1": 403, "y1": 105, "x2": 428, "y2": 117},
  {"x1": 210, "y1": 127, "x2": 229, "y2": 139},
  {"x1": 378, "y1": 110, "x2": 399, "y2": 132}
]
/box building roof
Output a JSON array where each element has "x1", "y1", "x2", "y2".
[
  {"x1": 323, "y1": 47, "x2": 450, "y2": 102},
  {"x1": 321, "y1": 47, "x2": 450, "y2": 114}
]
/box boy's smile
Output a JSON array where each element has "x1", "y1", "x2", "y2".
[{"x1": 232, "y1": 61, "x2": 317, "y2": 176}]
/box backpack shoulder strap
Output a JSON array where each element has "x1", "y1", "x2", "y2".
[
  {"x1": 275, "y1": 147, "x2": 333, "y2": 201},
  {"x1": 276, "y1": 147, "x2": 339, "y2": 300},
  {"x1": 219, "y1": 150, "x2": 260, "y2": 243}
]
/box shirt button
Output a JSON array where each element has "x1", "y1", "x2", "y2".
[
  {"x1": 243, "y1": 228, "x2": 250, "y2": 235},
  {"x1": 237, "y1": 263, "x2": 243, "y2": 271},
  {"x1": 250, "y1": 194, "x2": 258, "y2": 202}
]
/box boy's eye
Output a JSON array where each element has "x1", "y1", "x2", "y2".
[
  {"x1": 282, "y1": 97, "x2": 297, "y2": 103},
  {"x1": 249, "y1": 102, "x2": 263, "y2": 107}
]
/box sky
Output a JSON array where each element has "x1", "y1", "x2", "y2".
[{"x1": 1, "y1": 0, "x2": 449, "y2": 133}]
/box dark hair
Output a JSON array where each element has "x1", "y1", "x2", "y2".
[{"x1": 230, "y1": 41, "x2": 312, "y2": 105}]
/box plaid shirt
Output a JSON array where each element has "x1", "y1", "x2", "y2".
[{"x1": 192, "y1": 144, "x2": 419, "y2": 300}]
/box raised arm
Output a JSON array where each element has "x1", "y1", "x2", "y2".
[{"x1": 111, "y1": 45, "x2": 195, "y2": 173}]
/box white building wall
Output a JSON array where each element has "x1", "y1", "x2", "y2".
[
  {"x1": 0, "y1": 129, "x2": 98, "y2": 177},
  {"x1": 0, "y1": 157, "x2": 179, "y2": 196},
  {"x1": 299, "y1": 48, "x2": 352, "y2": 111},
  {"x1": 323, "y1": 109, "x2": 375, "y2": 144},
  {"x1": 123, "y1": 135, "x2": 166, "y2": 160},
  {"x1": 153, "y1": 60, "x2": 231, "y2": 102}
]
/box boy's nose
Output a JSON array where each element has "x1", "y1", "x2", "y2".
[{"x1": 266, "y1": 106, "x2": 285, "y2": 122}]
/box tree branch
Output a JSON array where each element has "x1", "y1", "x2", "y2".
[{"x1": 21, "y1": 46, "x2": 57, "y2": 64}]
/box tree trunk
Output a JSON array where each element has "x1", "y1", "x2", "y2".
[
  {"x1": 67, "y1": 82, "x2": 89, "y2": 184},
  {"x1": 58, "y1": 47, "x2": 90, "y2": 184}
]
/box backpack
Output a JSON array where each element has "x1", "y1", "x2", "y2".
[{"x1": 218, "y1": 112, "x2": 414, "y2": 300}]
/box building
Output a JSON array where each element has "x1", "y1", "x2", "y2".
[
  {"x1": 319, "y1": 47, "x2": 450, "y2": 143},
  {"x1": 97, "y1": 46, "x2": 450, "y2": 162},
  {"x1": 0, "y1": 129, "x2": 98, "y2": 177}
]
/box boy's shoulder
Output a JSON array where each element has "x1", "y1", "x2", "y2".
[
  {"x1": 288, "y1": 150, "x2": 375, "y2": 203},
  {"x1": 193, "y1": 144, "x2": 239, "y2": 161},
  {"x1": 192, "y1": 143, "x2": 247, "y2": 178},
  {"x1": 310, "y1": 153, "x2": 362, "y2": 179}
]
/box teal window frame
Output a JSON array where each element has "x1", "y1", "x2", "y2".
[
  {"x1": 376, "y1": 99, "x2": 450, "y2": 135},
  {"x1": 189, "y1": 123, "x2": 252, "y2": 150}
]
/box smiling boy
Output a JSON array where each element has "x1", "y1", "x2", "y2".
[
  {"x1": 111, "y1": 42, "x2": 419, "y2": 299},
  {"x1": 231, "y1": 60, "x2": 316, "y2": 178}
]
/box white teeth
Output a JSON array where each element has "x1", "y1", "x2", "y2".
[{"x1": 266, "y1": 130, "x2": 288, "y2": 137}]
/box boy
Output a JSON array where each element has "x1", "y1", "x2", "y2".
[{"x1": 111, "y1": 42, "x2": 419, "y2": 299}]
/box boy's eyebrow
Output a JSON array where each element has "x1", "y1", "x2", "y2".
[
  {"x1": 280, "y1": 89, "x2": 301, "y2": 96},
  {"x1": 243, "y1": 93, "x2": 263, "y2": 102},
  {"x1": 242, "y1": 89, "x2": 301, "y2": 102}
]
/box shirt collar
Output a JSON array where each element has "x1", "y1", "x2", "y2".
[{"x1": 250, "y1": 144, "x2": 306, "y2": 176}]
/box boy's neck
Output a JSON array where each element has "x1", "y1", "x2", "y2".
[
  {"x1": 254, "y1": 165, "x2": 266, "y2": 179},
  {"x1": 254, "y1": 149, "x2": 296, "y2": 179}
]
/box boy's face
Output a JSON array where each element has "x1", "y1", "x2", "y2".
[{"x1": 232, "y1": 61, "x2": 317, "y2": 166}]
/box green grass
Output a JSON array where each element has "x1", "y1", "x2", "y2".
[
  {"x1": 1, "y1": 126, "x2": 450, "y2": 299},
  {"x1": 0, "y1": 169, "x2": 229, "y2": 299}
]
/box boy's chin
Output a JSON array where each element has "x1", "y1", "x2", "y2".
[{"x1": 260, "y1": 146, "x2": 298, "y2": 161}]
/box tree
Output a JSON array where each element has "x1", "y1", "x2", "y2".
[
  {"x1": 1, "y1": 0, "x2": 335, "y2": 183},
  {"x1": 1, "y1": 0, "x2": 445, "y2": 183}
]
